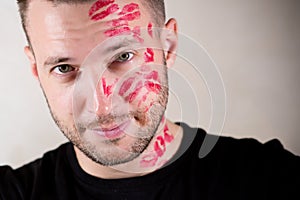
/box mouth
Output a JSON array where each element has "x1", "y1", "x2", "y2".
[{"x1": 91, "y1": 120, "x2": 130, "y2": 140}]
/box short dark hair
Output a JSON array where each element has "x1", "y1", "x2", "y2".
[{"x1": 16, "y1": 0, "x2": 166, "y2": 45}]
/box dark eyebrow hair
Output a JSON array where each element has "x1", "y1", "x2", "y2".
[
  {"x1": 44, "y1": 56, "x2": 73, "y2": 67},
  {"x1": 104, "y1": 38, "x2": 141, "y2": 54},
  {"x1": 43, "y1": 38, "x2": 139, "y2": 67}
]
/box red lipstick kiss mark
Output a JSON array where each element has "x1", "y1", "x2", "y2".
[
  {"x1": 163, "y1": 125, "x2": 174, "y2": 143},
  {"x1": 138, "y1": 92, "x2": 149, "y2": 107},
  {"x1": 148, "y1": 23, "x2": 153, "y2": 37},
  {"x1": 119, "y1": 77, "x2": 135, "y2": 96},
  {"x1": 119, "y1": 11, "x2": 141, "y2": 21},
  {"x1": 139, "y1": 124, "x2": 174, "y2": 168},
  {"x1": 154, "y1": 136, "x2": 166, "y2": 157},
  {"x1": 104, "y1": 3, "x2": 141, "y2": 38},
  {"x1": 145, "y1": 81, "x2": 161, "y2": 94},
  {"x1": 119, "y1": 3, "x2": 139, "y2": 15},
  {"x1": 132, "y1": 26, "x2": 144, "y2": 43},
  {"x1": 140, "y1": 152, "x2": 158, "y2": 168},
  {"x1": 144, "y1": 71, "x2": 159, "y2": 81},
  {"x1": 91, "y1": 4, "x2": 119, "y2": 21},
  {"x1": 144, "y1": 48, "x2": 154, "y2": 63},
  {"x1": 89, "y1": 0, "x2": 114, "y2": 17},
  {"x1": 102, "y1": 78, "x2": 118, "y2": 97},
  {"x1": 126, "y1": 80, "x2": 143, "y2": 103},
  {"x1": 109, "y1": 19, "x2": 129, "y2": 27},
  {"x1": 104, "y1": 26, "x2": 131, "y2": 37}
]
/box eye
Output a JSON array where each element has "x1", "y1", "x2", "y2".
[
  {"x1": 52, "y1": 64, "x2": 75, "y2": 75},
  {"x1": 115, "y1": 52, "x2": 134, "y2": 63}
]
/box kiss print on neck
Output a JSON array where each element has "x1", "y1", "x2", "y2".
[{"x1": 140, "y1": 123, "x2": 174, "y2": 168}]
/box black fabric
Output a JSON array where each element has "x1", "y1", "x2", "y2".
[{"x1": 0, "y1": 122, "x2": 300, "y2": 200}]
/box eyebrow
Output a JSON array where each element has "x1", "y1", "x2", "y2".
[
  {"x1": 104, "y1": 38, "x2": 140, "y2": 54},
  {"x1": 43, "y1": 38, "x2": 139, "y2": 67},
  {"x1": 44, "y1": 56, "x2": 73, "y2": 67}
]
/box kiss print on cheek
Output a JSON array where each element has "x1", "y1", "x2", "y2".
[
  {"x1": 125, "y1": 80, "x2": 143, "y2": 103},
  {"x1": 118, "y1": 77, "x2": 136, "y2": 97},
  {"x1": 144, "y1": 81, "x2": 161, "y2": 94},
  {"x1": 118, "y1": 68, "x2": 161, "y2": 106},
  {"x1": 144, "y1": 70, "x2": 159, "y2": 81}
]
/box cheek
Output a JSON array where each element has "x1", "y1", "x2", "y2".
[
  {"x1": 41, "y1": 80, "x2": 74, "y2": 115},
  {"x1": 117, "y1": 69, "x2": 162, "y2": 110}
]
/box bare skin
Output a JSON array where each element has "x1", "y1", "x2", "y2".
[{"x1": 24, "y1": 0, "x2": 182, "y2": 179}]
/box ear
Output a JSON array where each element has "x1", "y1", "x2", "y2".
[
  {"x1": 163, "y1": 18, "x2": 178, "y2": 68},
  {"x1": 24, "y1": 46, "x2": 39, "y2": 79}
]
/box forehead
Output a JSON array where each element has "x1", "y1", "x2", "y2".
[
  {"x1": 26, "y1": 0, "x2": 152, "y2": 37},
  {"x1": 26, "y1": 0, "x2": 153, "y2": 61}
]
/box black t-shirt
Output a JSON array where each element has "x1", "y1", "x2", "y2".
[{"x1": 0, "y1": 123, "x2": 299, "y2": 200}]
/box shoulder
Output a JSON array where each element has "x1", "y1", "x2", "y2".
[
  {"x1": 209, "y1": 135, "x2": 299, "y2": 163},
  {"x1": 178, "y1": 123, "x2": 300, "y2": 198},
  {"x1": 198, "y1": 132, "x2": 300, "y2": 198},
  {"x1": 0, "y1": 142, "x2": 72, "y2": 199},
  {"x1": 195, "y1": 130, "x2": 300, "y2": 171},
  {"x1": 181, "y1": 121, "x2": 300, "y2": 162}
]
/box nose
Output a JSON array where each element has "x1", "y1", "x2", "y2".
[{"x1": 94, "y1": 77, "x2": 117, "y2": 116}]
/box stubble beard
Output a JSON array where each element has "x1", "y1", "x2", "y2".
[{"x1": 41, "y1": 69, "x2": 169, "y2": 166}]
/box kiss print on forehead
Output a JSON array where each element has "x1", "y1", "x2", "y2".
[
  {"x1": 104, "y1": 27, "x2": 131, "y2": 37},
  {"x1": 88, "y1": 1, "x2": 142, "y2": 38},
  {"x1": 118, "y1": 3, "x2": 139, "y2": 15},
  {"x1": 118, "y1": 3, "x2": 141, "y2": 21},
  {"x1": 89, "y1": 1, "x2": 140, "y2": 22},
  {"x1": 104, "y1": 2, "x2": 141, "y2": 37},
  {"x1": 89, "y1": 0, "x2": 115, "y2": 17},
  {"x1": 90, "y1": 3, "x2": 119, "y2": 21}
]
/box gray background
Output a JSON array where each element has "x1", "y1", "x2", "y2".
[{"x1": 0, "y1": 0, "x2": 299, "y2": 168}]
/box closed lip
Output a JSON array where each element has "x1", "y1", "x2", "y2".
[{"x1": 91, "y1": 120, "x2": 130, "y2": 139}]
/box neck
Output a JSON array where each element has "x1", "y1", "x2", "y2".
[{"x1": 74, "y1": 119, "x2": 183, "y2": 179}]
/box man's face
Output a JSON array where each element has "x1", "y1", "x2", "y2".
[{"x1": 25, "y1": 0, "x2": 173, "y2": 166}]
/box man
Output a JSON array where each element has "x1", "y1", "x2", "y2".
[{"x1": 0, "y1": 0, "x2": 299, "y2": 199}]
